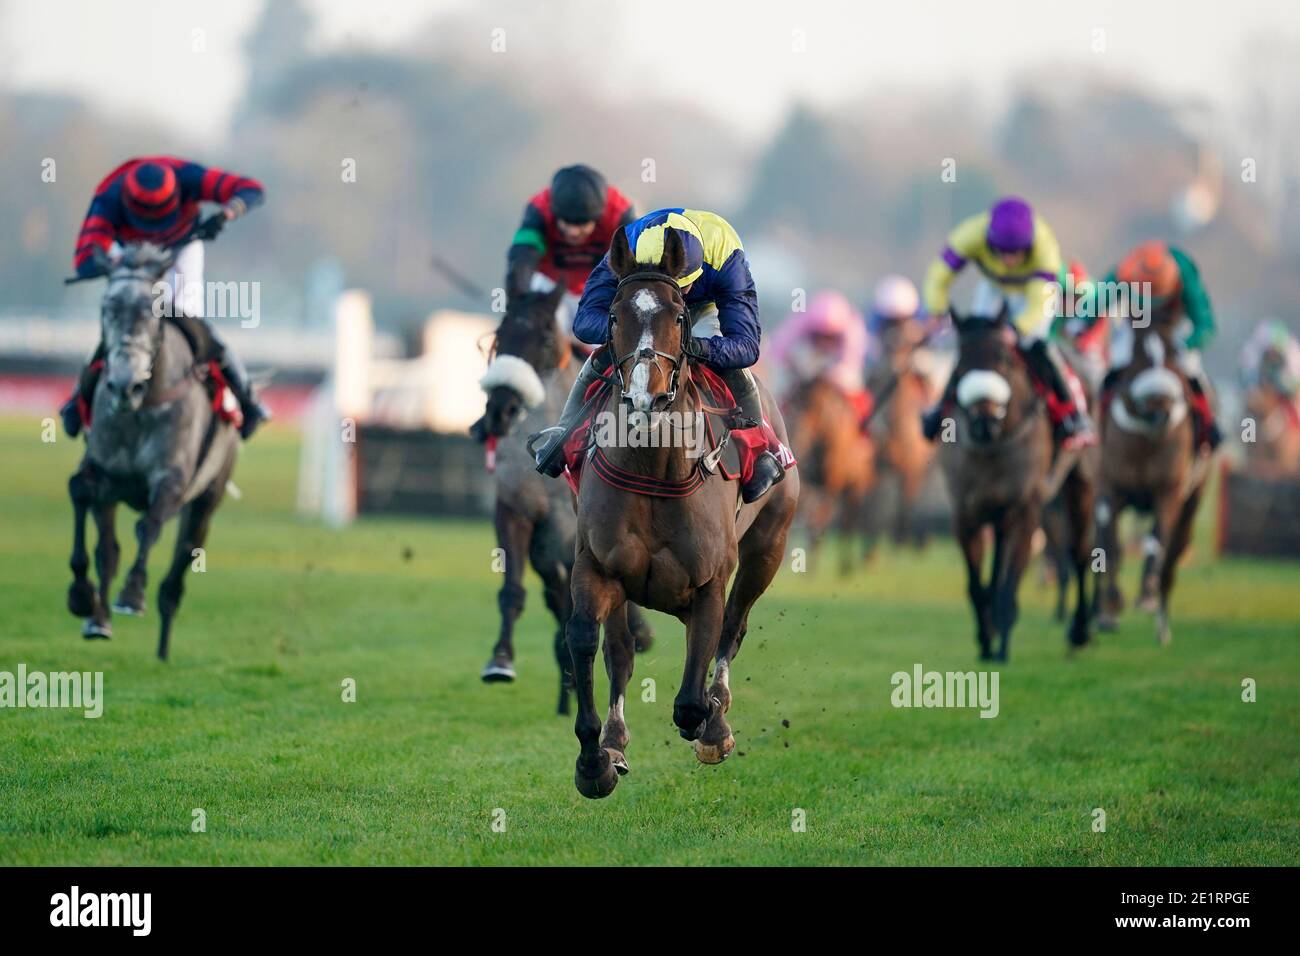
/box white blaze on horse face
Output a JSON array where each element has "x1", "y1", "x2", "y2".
[{"x1": 625, "y1": 288, "x2": 662, "y2": 414}]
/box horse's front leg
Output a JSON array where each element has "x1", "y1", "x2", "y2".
[
  {"x1": 118, "y1": 468, "x2": 185, "y2": 615},
  {"x1": 992, "y1": 502, "x2": 1038, "y2": 662},
  {"x1": 85, "y1": 503, "x2": 119, "y2": 639},
  {"x1": 599, "y1": 602, "x2": 635, "y2": 775},
  {"x1": 67, "y1": 467, "x2": 99, "y2": 621},
  {"x1": 673, "y1": 576, "x2": 727, "y2": 742},
  {"x1": 482, "y1": 500, "x2": 532, "y2": 683},
  {"x1": 957, "y1": 518, "x2": 993, "y2": 660},
  {"x1": 1093, "y1": 492, "x2": 1124, "y2": 630},
  {"x1": 568, "y1": 553, "x2": 625, "y2": 799}
]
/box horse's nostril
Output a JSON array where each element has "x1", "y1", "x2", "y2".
[{"x1": 130, "y1": 382, "x2": 146, "y2": 398}]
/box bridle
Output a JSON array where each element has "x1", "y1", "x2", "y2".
[
  {"x1": 607, "y1": 270, "x2": 690, "y2": 411},
  {"x1": 104, "y1": 267, "x2": 201, "y2": 408}
]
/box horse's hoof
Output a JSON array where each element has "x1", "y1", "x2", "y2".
[
  {"x1": 608, "y1": 750, "x2": 630, "y2": 775},
  {"x1": 1155, "y1": 614, "x2": 1171, "y2": 646},
  {"x1": 82, "y1": 620, "x2": 111, "y2": 640},
  {"x1": 1136, "y1": 594, "x2": 1159, "y2": 614},
  {"x1": 693, "y1": 735, "x2": 735, "y2": 765},
  {"x1": 480, "y1": 655, "x2": 516, "y2": 683},
  {"x1": 67, "y1": 583, "x2": 95, "y2": 618},
  {"x1": 633, "y1": 631, "x2": 654, "y2": 653},
  {"x1": 112, "y1": 598, "x2": 146, "y2": 617},
  {"x1": 574, "y1": 751, "x2": 621, "y2": 799}
]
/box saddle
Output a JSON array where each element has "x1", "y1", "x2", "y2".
[{"x1": 562, "y1": 365, "x2": 794, "y2": 497}]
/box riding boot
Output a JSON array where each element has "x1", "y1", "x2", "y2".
[
  {"x1": 1187, "y1": 372, "x2": 1222, "y2": 451},
  {"x1": 720, "y1": 367, "x2": 786, "y2": 503},
  {"x1": 202, "y1": 320, "x2": 271, "y2": 440},
  {"x1": 530, "y1": 347, "x2": 611, "y2": 477},
  {"x1": 1022, "y1": 337, "x2": 1097, "y2": 448},
  {"x1": 921, "y1": 366, "x2": 960, "y2": 442},
  {"x1": 60, "y1": 343, "x2": 108, "y2": 437}
]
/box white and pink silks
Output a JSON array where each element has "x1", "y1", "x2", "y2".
[{"x1": 765, "y1": 290, "x2": 869, "y2": 400}]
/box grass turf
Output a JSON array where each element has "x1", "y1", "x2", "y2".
[{"x1": 0, "y1": 415, "x2": 1296, "y2": 865}]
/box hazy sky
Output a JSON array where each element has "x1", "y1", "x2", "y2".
[{"x1": 1, "y1": 0, "x2": 1294, "y2": 143}]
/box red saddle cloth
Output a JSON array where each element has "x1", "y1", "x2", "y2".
[
  {"x1": 77, "y1": 360, "x2": 242, "y2": 431},
  {"x1": 563, "y1": 365, "x2": 794, "y2": 496}
]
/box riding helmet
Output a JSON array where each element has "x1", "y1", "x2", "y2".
[
  {"x1": 122, "y1": 161, "x2": 181, "y2": 232},
  {"x1": 985, "y1": 196, "x2": 1035, "y2": 253},
  {"x1": 550, "y1": 165, "x2": 607, "y2": 223}
]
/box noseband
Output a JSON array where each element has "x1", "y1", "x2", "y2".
[{"x1": 607, "y1": 271, "x2": 690, "y2": 409}]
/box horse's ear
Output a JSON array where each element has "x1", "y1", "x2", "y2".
[
  {"x1": 609, "y1": 228, "x2": 635, "y2": 278},
  {"x1": 661, "y1": 227, "x2": 687, "y2": 280},
  {"x1": 949, "y1": 305, "x2": 965, "y2": 335}
]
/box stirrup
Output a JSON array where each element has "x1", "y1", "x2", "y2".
[{"x1": 528, "y1": 426, "x2": 568, "y2": 477}]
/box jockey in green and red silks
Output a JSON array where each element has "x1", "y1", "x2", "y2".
[
  {"x1": 1103, "y1": 241, "x2": 1222, "y2": 450},
  {"x1": 531, "y1": 207, "x2": 787, "y2": 504},
  {"x1": 61, "y1": 156, "x2": 270, "y2": 440}
]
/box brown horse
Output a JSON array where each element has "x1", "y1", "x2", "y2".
[
  {"x1": 782, "y1": 375, "x2": 874, "y2": 575},
  {"x1": 565, "y1": 227, "x2": 798, "y2": 798},
  {"x1": 1244, "y1": 348, "x2": 1300, "y2": 476},
  {"x1": 866, "y1": 316, "x2": 936, "y2": 548},
  {"x1": 474, "y1": 287, "x2": 653, "y2": 714},
  {"x1": 939, "y1": 305, "x2": 1094, "y2": 661},
  {"x1": 1095, "y1": 323, "x2": 1210, "y2": 644}
]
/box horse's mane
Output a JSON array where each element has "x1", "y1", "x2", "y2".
[{"x1": 114, "y1": 243, "x2": 173, "y2": 273}]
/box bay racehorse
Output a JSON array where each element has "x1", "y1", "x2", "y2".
[
  {"x1": 565, "y1": 227, "x2": 798, "y2": 798},
  {"x1": 474, "y1": 287, "x2": 653, "y2": 714},
  {"x1": 782, "y1": 374, "x2": 874, "y2": 575},
  {"x1": 1243, "y1": 345, "x2": 1300, "y2": 476},
  {"x1": 66, "y1": 241, "x2": 240, "y2": 660},
  {"x1": 866, "y1": 315, "x2": 937, "y2": 549},
  {"x1": 938, "y1": 304, "x2": 1093, "y2": 661},
  {"x1": 1095, "y1": 321, "x2": 1211, "y2": 644}
]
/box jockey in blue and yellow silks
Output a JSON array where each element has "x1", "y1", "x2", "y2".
[
  {"x1": 920, "y1": 196, "x2": 1096, "y2": 448},
  {"x1": 530, "y1": 207, "x2": 786, "y2": 503}
]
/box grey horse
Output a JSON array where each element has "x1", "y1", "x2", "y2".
[{"x1": 66, "y1": 242, "x2": 240, "y2": 660}]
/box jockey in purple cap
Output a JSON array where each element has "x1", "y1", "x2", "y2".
[{"x1": 920, "y1": 196, "x2": 1096, "y2": 449}]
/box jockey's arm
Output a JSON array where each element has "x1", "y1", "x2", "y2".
[
  {"x1": 704, "y1": 251, "x2": 761, "y2": 370},
  {"x1": 505, "y1": 201, "x2": 547, "y2": 297},
  {"x1": 922, "y1": 214, "x2": 984, "y2": 316},
  {"x1": 571, "y1": 255, "x2": 618, "y2": 347},
  {"x1": 73, "y1": 195, "x2": 119, "y2": 278},
  {"x1": 1171, "y1": 247, "x2": 1215, "y2": 351},
  {"x1": 177, "y1": 161, "x2": 265, "y2": 218}
]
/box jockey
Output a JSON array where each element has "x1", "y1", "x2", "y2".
[
  {"x1": 767, "y1": 290, "x2": 868, "y2": 401},
  {"x1": 1050, "y1": 258, "x2": 1110, "y2": 393},
  {"x1": 1103, "y1": 241, "x2": 1221, "y2": 449},
  {"x1": 59, "y1": 156, "x2": 269, "y2": 440},
  {"x1": 505, "y1": 165, "x2": 636, "y2": 337},
  {"x1": 530, "y1": 207, "x2": 786, "y2": 503},
  {"x1": 1241, "y1": 319, "x2": 1300, "y2": 398},
  {"x1": 920, "y1": 196, "x2": 1096, "y2": 448}
]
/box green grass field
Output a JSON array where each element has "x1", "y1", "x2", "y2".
[{"x1": 1, "y1": 414, "x2": 1296, "y2": 866}]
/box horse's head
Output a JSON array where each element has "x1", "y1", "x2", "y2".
[
  {"x1": 478, "y1": 285, "x2": 567, "y2": 437},
  {"x1": 99, "y1": 243, "x2": 178, "y2": 413},
  {"x1": 605, "y1": 226, "x2": 691, "y2": 415},
  {"x1": 949, "y1": 302, "x2": 1027, "y2": 444}
]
